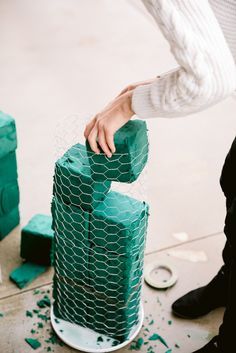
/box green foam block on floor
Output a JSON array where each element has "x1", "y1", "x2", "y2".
[
  {"x1": 53, "y1": 143, "x2": 111, "y2": 210},
  {"x1": 0, "y1": 207, "x2": 20, "y2": 240},
  {"x1": 90, "y1": 190, "x2": 149, "y2": 253},
  {"x1": 86, "y1": 119, "x2": 149, "y2": 183},
  {"x1": 9, "y1": 262, "x2": 47, "y2": 289},
  {"x1": 0, "y1": 111, "x2": 17, "y2": 159},
  {"x1": 20, "y1": 214, "x2": 54, "y2": 266}
]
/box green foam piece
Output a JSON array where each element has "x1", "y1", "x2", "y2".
[
  {"x1": 52, "y1": 191, "x2": 149, "y2": 341},
  {"x1": 52, "y1": 277, "x2": 140, "y2": 342},
  {"x1": 9, "y1": 262, "x2": 47, "y2": 289},
  {"x1": 51, "y1": 196, "x2": 90, "y2": 281},
  {"x1": 0, "y1": 151, "x2": 18, "y2": 185},
  {"x1": 89, "y1": 245, "x2": 143, "y2": 301},
  {"x1": 90, "y1": 190, "x2": 149, "y2": 253},
  {"x1": 53, "y1": 277, "x2": 88, "y2": 327},
  {"x1": 0, "y1": 207, "x2": 20, "y2": 240},
  {"x1": 54, "y1": 143, "x2": 111, "y2": 210},
  {"x1": 20, "y1": 214, "x2": 54, "y2": 266},
  {"x1": 0, "y1": 111, "x2": 17, "y2": 159},
  {"x1": 0, "y1": 181, "x2": 19, "y2": 217},
  {"x1": 86, "y1": 119, "x2": 149, "y2": 183},
  {"x1": 25, "y1": 338, "x2": 41, "y2": 350},
  {"x1": 87, "y1": 291, "x2": 140, "y2": 341}
]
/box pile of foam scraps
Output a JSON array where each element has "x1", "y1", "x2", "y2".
[
  {"x1": 24, "y1": 288, "x2": 64, "y2": 351},
  {"x1": 128, "y1": 298, "x2": 183, "y2": 353}
]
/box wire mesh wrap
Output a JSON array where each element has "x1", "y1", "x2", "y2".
[{"x1": 52, "y1": 118, "x2": 150, "y2": 343}]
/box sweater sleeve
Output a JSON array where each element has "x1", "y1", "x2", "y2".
[{"x1": 131, "y1": 0, "x2": 236, "y2": 119}]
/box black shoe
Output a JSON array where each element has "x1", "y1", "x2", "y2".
[
  {"x1": 192, "y1": 337, "x2": 221, "y2": 353},
  {"x1": 172, "y1": 266, "x2": 228, "y2": 319}
]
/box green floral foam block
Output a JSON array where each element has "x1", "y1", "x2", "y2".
[
  {"x1": 0, "y1": 112, "x2": 19, "y2": 240},
  {"x1": 86, "y1": 119, "x2": 149, "y2": 183},
  {"x1": 0, "y1": 152, "x2": 18, "y2": 185},
  {"x1": 0, "y1": 207, "x2": 20, "y2": 240},
  {"x1": 88, "y1": 245, "x2": 144, "y2": 301},
  {"x1": 87, "y1": 285, "x2": 141, "y2": 341},
  {"x1": 52, "y1": 276, "x2": 141, "y2": 342},
  {"x1": 9, "y1": 262, "x2": 47, "y2": 289},
  {"x1": 53, "y1": 143, "x2": 111, "y2": 211},
  {"x1": 53, "y1": 277, "x2": 88, "y2": 327},
  {"x1": 90, "y1": 190, "x2": 149, "y2": 253},
  {"x1": 0, "y1": 182, "x2": 19, "y2": 217},
  {"x1": 51, "y1": 196, "x2": 90, "y2": 282},
  {"x1": 20, "y1": 214, "x2": 54, "y2": 266},
  {"x1": 0, "y1": 111, "x2": 17, "y2": 159}
]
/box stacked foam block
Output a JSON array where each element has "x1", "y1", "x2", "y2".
[
  {"x1": 51, "y1": 120, "x2": 150, "y2": 342},
  {"x1": 0, "y1": 111, "x2": 20, "y2": 240}
]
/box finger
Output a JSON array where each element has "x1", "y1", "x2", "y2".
[
  {"x1": 104, "y1": 128, "x2": 116, "y2": 154},
  {"x1": 98, "y1": 126, "x2": 112, "y2": 158},
  {"x1": 87, "y1": 125, "x2": 100, "y2": 154},
  {"x1": 84, "y1": 117, "x2": 96, "y2": 139}
]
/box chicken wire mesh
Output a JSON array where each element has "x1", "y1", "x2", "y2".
[{"x1": 51, "y1": 115, "x2": 150, "y2": 344}]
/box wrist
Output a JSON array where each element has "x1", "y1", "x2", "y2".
[{"x1": 120, "y1": 90, "x2": 135, "y2": 118}]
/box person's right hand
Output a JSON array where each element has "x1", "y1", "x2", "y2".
[{"x1": 115, "y1": 77, "x2": 159, "y2": 98}]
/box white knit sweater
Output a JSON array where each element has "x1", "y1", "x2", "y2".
[{"x1": 131, "y1": 0, "x2": 236, "y2": 119}]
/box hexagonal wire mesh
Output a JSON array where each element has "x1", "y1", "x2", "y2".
[{"x1": 52, "y1": 115, "x2": 150, "y2": 344}]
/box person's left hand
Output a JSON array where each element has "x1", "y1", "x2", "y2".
[{"x1": 84, "y1": 90, "x2": 134, "y2": 158}]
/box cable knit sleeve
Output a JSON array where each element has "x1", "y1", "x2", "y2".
[{"x1": 131, "y1": 0, "x2": 236, "y2": 118}]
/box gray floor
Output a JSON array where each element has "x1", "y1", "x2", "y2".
[{"x1": 0, "y1": 0, "x2": 236, "y2": 352}]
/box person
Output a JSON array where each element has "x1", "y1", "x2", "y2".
[{"x1": 84, "y1": 1, "x2": 236, "y2": 352}]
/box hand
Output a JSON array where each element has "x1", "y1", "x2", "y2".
[{"x1": 84, "y1": 90, "x2": 134, "y2": 158}]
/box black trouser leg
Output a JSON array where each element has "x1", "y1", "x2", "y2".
[
  {"x1": 217, "y1": 137, "x2": 236, "y2": 352},
  {"x1": 218, "y1": 197, "x2": 236, "y2": 352}
]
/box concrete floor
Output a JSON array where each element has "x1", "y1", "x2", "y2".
[{"x1": 0, "y1": 0, "x2": 236, "y2": 352}]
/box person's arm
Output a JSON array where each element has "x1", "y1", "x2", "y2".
[{"x1": 131, "y1": 0, "x2": 236, "y2": 119}]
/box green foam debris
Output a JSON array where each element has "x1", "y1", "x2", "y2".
[
  {"x1": 21, "y1": 214, "x2": 54, "y2": 266},
  {"x1": 9, "y1": 262, "x2": 47, "y2": 289},
  {"x1": 25, "y1": 338, "x2": 41, "y2": 350},
  {"x1": 86, "y1": 119, "x2": 149, "y2": 183},
  {"x1": 37, "y1": 295, "x2": 51, "y2": 308},
  {"x1": 148, "y1": 333, "x2": 169, "y2": 348},
  {"x1": 26, "y1": 310, "x2": 33, "y2": 318},
  {"x1": 38, "y1": 313, "x2": 50, "y2": 321}
]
